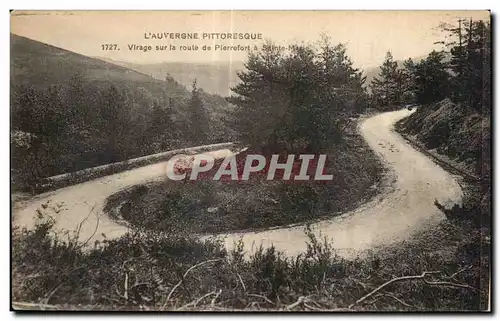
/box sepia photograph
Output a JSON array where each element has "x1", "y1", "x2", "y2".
[{"x1": 10, "y1": 10, "x2": 491, "y2": 312}]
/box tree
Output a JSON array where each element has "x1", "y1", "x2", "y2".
[
  {"x1": 413, "y1": 50, "x2": 450, "y2": 105},
  {"x1": 229, "y1": 41, "x2": 289, "y2": 150},
  {"x1": 229, "y1": 37, "x2": 367, "y2": 153},
  {"x1": 401, "y1": 58, "x2": 417, "y2": 103},
  {"x1": 313, "y1": 38, "x2": 367, "y2": 147},
  {"x1": 147, "y1": 100, "x2": 177, "y2": 152},
  {"x1": 439, "y1": 18, "x2": 491, "y2": 113},
  {"x1": 370, "y1": 51, "x2": 403, "y2": 109},
  {"x1": 187, "y1": 79, "x2": 210, "y2": 144},
  {"x1": 96, "y1": 84, "x2": 131, "y2": 163}
]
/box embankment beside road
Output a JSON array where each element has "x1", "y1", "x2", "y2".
[
  {"x1": 34, "y1": 142, "x2": 236, "y2": 193},
  {"x1": 395, "y1": 99, "x2": 490, "y2": 185},
  {"x1": 395, "y1": 100, "x2": 490, "y2": 231}
]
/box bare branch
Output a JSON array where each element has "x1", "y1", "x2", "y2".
[
  {"x1": 123, "y1": 272, "x2": 129, "y2": 300},
  {"x1": 41, "y1": 283, "x2": 64, "y2": 305},
  {"x1": 304, "y1": 302, "x2": 321, "y2": 311},
  {"x1": 247, "y1": 293, "x2": 275, "y2": 305},
  {"x1": 74, "y1": 203, "x2": 96, "y2": 240},
  {"x1": 350, "y1": 271, "x2": 442, "y2": 308},
  {"x1": 286, "y1": 296, "x2": 307, "y2": 310},
  {"x1": 211, "y1": 289, "x2": 223, "y2": 306},
  {"x1": 424, "y1": 279, "x2": 478, "y2": 291},
  {"x1": 237, "y1": 272, "x2": 247, "y2": 293},
  {"x1": 448, "y1": 265, "x2": 473, "y2": 280},
  {"x1": 351, "y1": 269, "x2": 478, "y2": 309},
  {"x1": 177, "y1": 291, "x2": 216, "y2": 310},
  {"x1": 163, "y1": 258, "x2": 224, "y2": 307},
  {"x1": 369, "y1": 293, "x2": 412, "y2": 308},
  {"x1": 77, "y1": 212, "x2": 102, "y2": 250}
]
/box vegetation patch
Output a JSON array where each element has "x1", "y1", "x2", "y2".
[
  {"x1": 10, "y1": 35, "x2": 235, "y2": 192},
  {"x1": 12, "y1": 189, "x2": 489, "y2": 311},
  {"x1": 396, "y1": 99, "x2": 490, "y2": 183}
]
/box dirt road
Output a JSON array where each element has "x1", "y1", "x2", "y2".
[
  {"x1": 12, "y1": 148, "x2": 235, "y2": 242},
  {"x1": 221, "y1": 109, "x2": 463, "y2": 257},
  {"x1": 13, "y1": 109, "x2": 463, "y2": 258}
]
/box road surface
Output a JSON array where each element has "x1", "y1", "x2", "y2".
[
  {"x1": 222, "y1": 109, "x2": 463, "y2": 257},
  {"x1": 13, "y1": 109, "x2": 463, "y2": 257},
  {"x1": 13, "y1": 148, "x2": 235, "y2": 242}
]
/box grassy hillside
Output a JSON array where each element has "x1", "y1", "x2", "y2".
[
  {"x1": 11, "y1": 35, "x2": 192, "y2": 103},
  {"x1": 11, "y1": 34, "x2": 237, "y2": 115},
  {"x1": 11, "y1": 34, "x2": 235, "y2": 118}
]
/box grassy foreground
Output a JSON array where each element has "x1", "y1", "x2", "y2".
[{"x1": 12, "y1": 191, "x2": 489, "y2": 311}]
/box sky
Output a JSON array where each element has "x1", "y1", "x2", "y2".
[{"x1": 10, "y1": 10, "x2": 490, "y2": 69}]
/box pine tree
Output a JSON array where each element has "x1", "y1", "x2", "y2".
[
  {"x1": 97, "y1": 84, "x2": 130, "y2": 162},
  {"x1": 230, "y1": 38, "x2": 367, "y2": 152},
  {"x1": 187, "y1": 79, "x2": 210, "y2": 144},
  {"x1": 440, "y1": 18, "x2": 491, "y2": 113},
  {"x1": 370, "y1": 51, "x2": 401, "y2": 109},
  {"x1": 461, "y1": 19, "x2": 489, "y2": 112},
  {"x1": 315, "y1": 38, "x2": 367, "y2": 146},
  {"x1": 148, "y1": 100, "x2": 176, "y2": 152},
  {"x1": 401, "y1": 58, "x2": 417, "y2": 103},
  {"x1": 413, "y1": 50, "x2": 450, "y2": 105},
  {"x1": 229, "y1": 42, "x2": 289, "y2": 149}
]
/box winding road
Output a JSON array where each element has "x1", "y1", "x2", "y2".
[
  {"x1": 12, "y1": 109, "x2": 463, "y2": 258},
  {"x1": 222, "y1": 109, "x2": 463, "y2": 257}
]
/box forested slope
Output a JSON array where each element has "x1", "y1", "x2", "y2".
[{"x1": 10, "y1": 34, "x2": 234, "y2": 191}]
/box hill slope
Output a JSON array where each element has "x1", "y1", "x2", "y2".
[
  {"x1": 10, "y1": 34, "x2": 234, "y2": 189},
  {"x1": 396, "y1": 99, "x2": 490, "y2": 180},
  {"x1": 11, "y1": 34, "x2": 192, "y2": 103},
  {"x1": 95, "y1": 58, "x2": 245, "y2": 97},
  {"x1": 11, "y1": 34, "x2": 234, "y2": 118}
]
